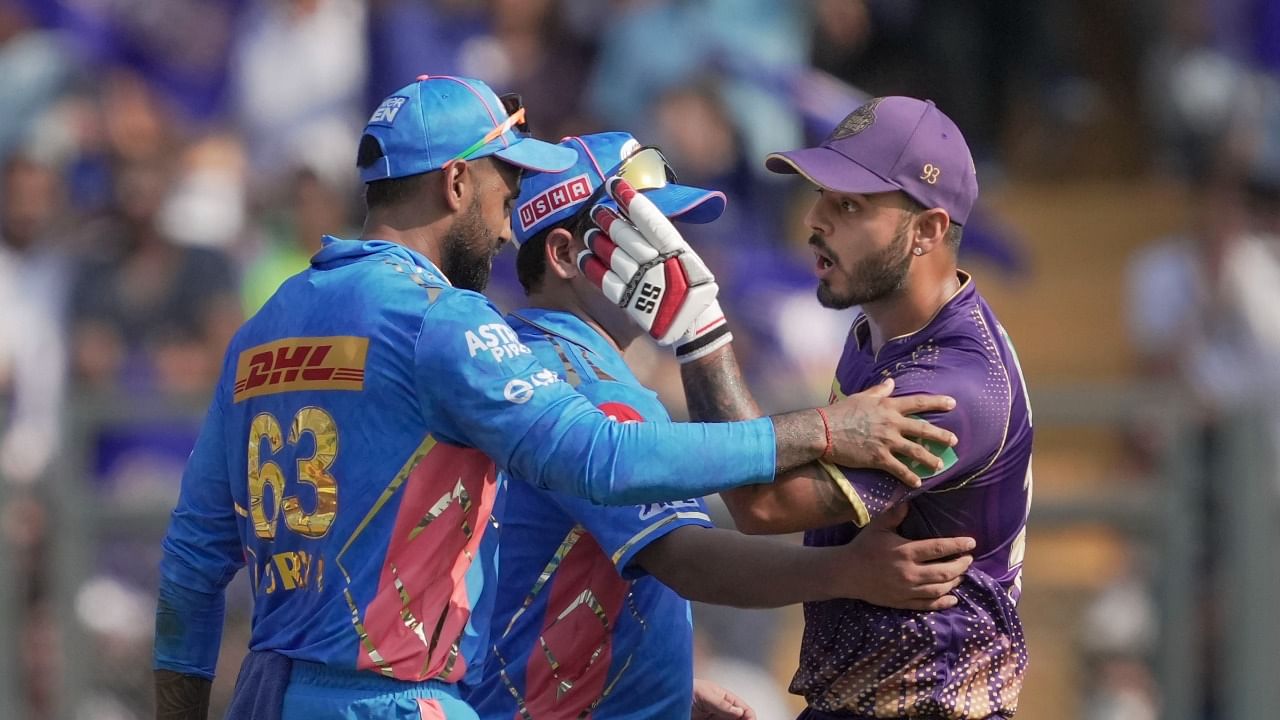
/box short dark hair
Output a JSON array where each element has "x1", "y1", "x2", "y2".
[
  {"x1": 365, "y1": 175, "x2": 426, "y2": 209},
  {"x1": 357, "y1": 133, "x2": 430, "y2": 209},
  {"x1": 902, "y1": 194, "x2": 964, "y2": 249},
  {"x1": 515, "y1": 212, "x2": 592, "y2": 295}
]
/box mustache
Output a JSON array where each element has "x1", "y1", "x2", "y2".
[{"x1": 808, "y1": 234, "x2": 837, "y2": 261}]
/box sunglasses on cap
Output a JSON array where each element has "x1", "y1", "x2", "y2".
[
  {"x1": 571, "y1": 146, "x2": 678, "y2": 226},
  {"x1": 452, "y1": 93, "x2": 529, "y2": 161}
]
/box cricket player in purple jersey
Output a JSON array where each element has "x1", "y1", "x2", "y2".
[
  {"x1": 583, "y1": 97, "x2": 1032, "y2": 720},
  {"x1": 152, "y1": 75, "x2": 963, "y2": 720}
]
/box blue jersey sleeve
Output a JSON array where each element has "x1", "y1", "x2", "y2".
[
  {"x1": 554, "y1": 492, "x2": 712, "y2": 579},
  {"x1": 414, "y1": 291, "x2": 777, "y2": 505},
  {"x1": 547, "y1": 385, "x2": 713, "y2": 579},
  {"x1": 826, "y1": 347, "x2": 1008, "y2": 526},
  {"x1": 154, "y1": 388, "x2": 245, "y2": 678}
]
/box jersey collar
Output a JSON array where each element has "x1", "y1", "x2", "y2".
[
  {"x1": 507, "y1": 307, "x2": 606, "y2": 354},
  {"x1": 312, "y1": 235, "x2": 451, "y2": 286},
  {"x1": 853, "y1": 270, "x2": 975, "y2": 357}
]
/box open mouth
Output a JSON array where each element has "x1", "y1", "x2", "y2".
[{"x1": 813, "y1": 248, "x2": 835, "y2": 274}]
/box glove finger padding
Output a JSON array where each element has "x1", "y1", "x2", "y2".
[
  {"x1": 607, "y1": 178, "x2": 716, "y2": 287},
  {"x1": 584, "y1": 227, "x2": 641, "y2": 282},
  {"x1": 576, "y1": 249, "x2": 627, "y2": 305},
  {"x1": 591, "y1": 206, "x2": 660, "y2": 264},
  {"x1": 607, "y1": 178, "x2": 686, "y2": 255}
]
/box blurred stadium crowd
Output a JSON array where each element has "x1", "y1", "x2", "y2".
[{"x1": 1, "y1": 0, "x2": 1278, "y2": 718}]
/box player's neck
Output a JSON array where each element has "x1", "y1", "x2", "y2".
[
  {"x1": 359, "y1": 209, "x2": 451, "y2": 273},
  {"x1": 864, "y1": 266, "x2": 961, "y2": 353}
]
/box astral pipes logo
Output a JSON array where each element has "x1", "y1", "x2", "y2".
[{"x1": 517, "y1": 175, "x2": 592, "y2": 231}]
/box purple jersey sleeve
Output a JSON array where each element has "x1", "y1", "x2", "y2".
[{"x1": 825, "y1": 345, "x2": 1011, "y2": 526}]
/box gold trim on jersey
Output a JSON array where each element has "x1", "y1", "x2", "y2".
[
  {"x1": 930, "y1": 306, "x2": 1014, "y2": 495},
  {"x1": 336, "y1": 434, "x2": 438, "y2": 576},
  {"x1": 504, "y1": 526, "x2": 585, "y2": 638},
  {"x1": 333, "y1": 434, "x2": 438, "y2": 673},
  {"x1": 551, "y1": 340, "x2": 583, "y2": 387},
  {"x1": 817, "y1": 460, "x2": 872, "y2": 526},
  {"x1": 609, "y1": 511, "x2": 710, "y2": 567},
  {"x1": 872, "y1": 270, "x2": 971, "y2": 362}
]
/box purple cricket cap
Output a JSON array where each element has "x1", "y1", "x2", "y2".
[{"x1": 766, "y1": 96, "x2": 979, "y2": 225}]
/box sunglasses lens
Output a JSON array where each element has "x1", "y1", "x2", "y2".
[
  {"x1": 570, "y1": 146, "x2": 677, "y2": 226},
  {"x1": 616, "y1": 148, "x2": 673, "y2": 191}
]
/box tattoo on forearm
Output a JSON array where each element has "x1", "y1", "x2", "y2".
[
  {"x1": 770, "y1": 410, "x2": 826, "y2": 472},
  {"x1": 681, "y1": 350, "x2": 761, "y2": 422},
  {"x1": 155, "y1": 670, "x2": 211, "y2": 720}
]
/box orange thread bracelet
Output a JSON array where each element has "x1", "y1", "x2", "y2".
[{"x1": 816, "y1": 407, "x2": 834, "y2": 462}]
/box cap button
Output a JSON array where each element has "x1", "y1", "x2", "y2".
[{"x1": 416, "y1": 74, "x2": 430, "y2": 81}]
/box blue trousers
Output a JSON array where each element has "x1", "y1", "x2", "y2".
[{"x1": 226, "y1": 651, "x2": 478, "y2": 720}]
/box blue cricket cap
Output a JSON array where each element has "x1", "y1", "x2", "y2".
[
  {"x1": 512, "y1": 132, "x2": 727, "y2": 246},
  {"x1": 358, "y1": 74, "x2": 578, "y2": 183}
]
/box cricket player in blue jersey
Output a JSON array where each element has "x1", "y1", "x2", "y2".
[
  {"x1": 152, "y1": 77, "x2": 961, "y2": 720},
  {"x1": 586, "y1": 98, "x2": 1033, "y2": 719},
  {"x1": 466, "y1": 132, "x2": 979, "y2": 720}
]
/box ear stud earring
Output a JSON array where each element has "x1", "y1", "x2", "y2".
[{"x1": 913, "y1": 247, "x2": 923, "y2": 256}]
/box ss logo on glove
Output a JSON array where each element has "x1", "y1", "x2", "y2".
[{"x1": 634, "y1": 283, "x2": 662, "y2": 314}]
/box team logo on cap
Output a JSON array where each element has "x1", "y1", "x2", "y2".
[
  {"x1": 368, "y1": 96, "x2": 408, "y2": 125},
  {"x1": 829, "y1": 97, "x2": 885, "y2": 141},
  {"x1": 619, "y1": 138, "x2": 641, "y2": 161},
  {"x1": 518, "y1": 174, "x2": 592, "y2": 232}
]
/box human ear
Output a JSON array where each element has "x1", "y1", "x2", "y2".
[
  {"x1": 544, "y1": 228, "x2": 578, "y2": 280},
  {"x1": 912, "y1": 208, "x2": 951, "y2": 255},
  {"x1": 440, "y1": 159, "x2": 469, "y2": 212}
]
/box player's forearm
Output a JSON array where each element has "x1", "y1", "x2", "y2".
[
  {"x1": 681, "y1": 346, "x2": 763, "y2": 422},
  {"x1": 721, "y1": 464, "x2": 858, "y2": 535},
  {"x1": 635, "y1": 525, "x2": 841, "y2": 608},
  {"x1": 155, "y1": 670, "x2": 212, "y2": 720},
  {"x1": 680, "y1": 347, "x2": 842, "y2": 525}
]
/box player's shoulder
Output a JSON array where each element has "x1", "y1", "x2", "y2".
[
  {"x1": 310, "y1": 237, "x2": 457, "y2": 309},
  {"x1": 911, "y1": 288, "x2": 1010, "y2": 367},
  {"x1": 870, "y1": 324, "x2": 1004, "y2": 414},
  {"x1": 504, "y1": 310, "x2": 646, "y2": 393},
  {"x1": 422, "y1": 284, "x2": 502, "y2": 322}
]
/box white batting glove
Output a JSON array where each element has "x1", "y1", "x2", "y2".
[{"x1": 576, "y1": 178, "x2": 733, "y2": 362}]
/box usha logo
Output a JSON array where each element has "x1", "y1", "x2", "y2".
[
  {"x1": 518, "y1": 175, "x2": 592, "y2": 231},
  {"x1": 234, "y1": 336, "x2": 369, "y2": 402}
]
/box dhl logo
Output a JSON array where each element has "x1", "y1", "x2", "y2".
[{"x1": 233, "y1": 336, "x2": 369, "y2": 402}]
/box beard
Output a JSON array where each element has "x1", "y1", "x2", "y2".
[
  {"x1": 816, "y1": 218, "x2": 914, "y2": 309},
  {"x1": 440, "y1": 196, "x2": 497, "y2": 292}
]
